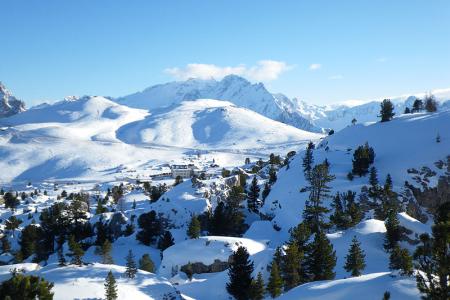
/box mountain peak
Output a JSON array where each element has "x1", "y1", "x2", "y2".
[{"x1": 0, "y1": 81, "x2": 26, "y2": 118}]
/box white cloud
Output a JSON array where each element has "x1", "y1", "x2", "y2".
[
  {"x1": 329, "y1": 74, "x2": 343, "y2": 80},
  {"x1": 309, "y1": 63, "x2": 322, "y2": 71},
  {"x1": 164, "y1": 60, "x2": 293, "y2": 81}
]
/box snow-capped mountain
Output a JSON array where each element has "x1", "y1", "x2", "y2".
[
  {"x1": 0, "y1": 82, "x2": 26, "y2": 118},
  {"x1": 117, "y1": 75, "x2": 322, "y2": 132},
  {"x1": 0, "y1": 96, "x2": 320, "y2": 183}
]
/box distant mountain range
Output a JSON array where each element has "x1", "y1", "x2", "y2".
[{"x1": 0, "y1": 82, "x2": 26, "y2": 118}]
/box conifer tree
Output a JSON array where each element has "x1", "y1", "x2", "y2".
[
  {"x1": 289, "y1": 221, "x2": 312, "y2": 254},
  {"x1": 352, "y1": 143, "x2": 375, "y2": 176},
  {"x1": 424, "y1": 94, "x2": 438, "y2": 112},
  {"x1": 5, "y1": 216, "x2": 22, "y2": 237},
  {"x1": 384, "y1": 210, "x2": 401, "y2": 251},
  {"x1": 104, "y1": 270, "x2": 118, "y2": 300},
  {"x1": 281, "y1": 243, "x2": 303, "y2": 291},
  {"x1": 187, "y1": 215, "x2": 201, "y2": 239},
  {"x1": 379, "y1": 99, "x2": 395, "y2": 122},
  {"x1": 249, "y1": 272, "x2": 265, "y2": 300},
  {"x1": 0, "y1": 273, "x2": 54, "y2": 300},
  {"x1": 302, "y1": 142, "x2": 315, "y2": 181},
  {"x1": 158, "y1": 231, "x2": 174, "y2": 251},
  {"x1": 404, "y1": 107, "x2": 411, "y2": 114},
  {"x1": 305, "y1": 231, "x2": 337, "y2": 281},
  {"x1": 100, "y1": 240, "x2": 114, "y2": 264},
  {"x1": 412, "y1": 98, "x2": 424, "y2": 112},
  {"x1": 344, "y1": 236, "x2": 366, "y2": 276},
  {"x1": 389, "y1": 244, "x2": 413, "y2": 276},
  {"x1": 68, "y1": 235, "x2": 84, "y2": 266},
  {"x1": 247, "y1": 176, "x2": 261, "y2": 213},
  {"x1": 382, "y1": 291, "x2": 391, "y2": 300},
  {"x1": 262, "y1": 182, "x2": 271, "y2": 201},
  {"x1": 1, "y1": 236, "x2": 11, "y2": 254},
  {"x1": 226, "y1": 246, "x2": 254, "y2": 300},
  {"x1": 57, "y1": 247, "x2": 66, "y2": 267},
  {"x1": 139, "y1": 254, "x2": 155, "y2": 273},
  {"x1": 125, "y1": 249, "x2": 138, "y2": 279},
  {"x1": 4, "y1": 192, "x2": 20, "y2": 211},
  {"x1": 303, "y1": 163, "x2": 335, "y2": 233},
  {"x1": 268, "y1": 167, "x2": 277, "y2": 185},
  {"x1": 267, "y1": 261, "x2": 283, "y2": 298}
]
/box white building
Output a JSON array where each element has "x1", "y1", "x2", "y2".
[{"x1": 170, "y1": 164, "x2": 201, "y2": 178}]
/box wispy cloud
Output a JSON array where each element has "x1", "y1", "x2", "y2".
[
  {"x1": 164, "y1": 60, "x2": 293, "y2": 81},
  {"x1": 309, "y1": 63, "x2": 322, "y2": 71},
  {"x1": 329, "y1": 74, "x2": 343, "y2": 80}
]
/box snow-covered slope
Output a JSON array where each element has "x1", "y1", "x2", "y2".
[
  {"x1": 0, "y1": 96, "x2": 321, "y2": 183},
  {"x1": 117, "y1": 75, "x2": 321, "y2": 132},
  {"x1": 0, "y1": 82, "x2": 26, "y2": 118}
]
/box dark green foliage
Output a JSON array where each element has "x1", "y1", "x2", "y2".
[
  {"x1": 136, "y1": 210, "x2": 162, "y2": 245},
  {"x1": 267, "y1": 261, "x2": 283, "y2": 298},
  {"x1": 379, "y1": 99, "x2": 395, "y2": 122},
  {"x1": 352, "y1": 142, "x2": 375, "y2": 176},
  {"x1": 149, "y1": 184, "x2": 168, "y2": 202},
  {"x1": 303, "y1": 163, "x2": 335, "y2": 233},
  {"x1": 182, "y1": 262, "x2": 194, "y2": 280},
  {"x1": 262, "y1": 182, "x2": 271, "y2": 201},
  {"x1": 99, "y1": 240, "x2": 113, "y2": 264},
  {"x1": 0, "y1": 273, "x2": 54, "y2": 300},
  {"x1": 222, "y1": 168, "x2": 231, "y2": 177},
  {"x1": 289, "y1": 221, "x2": 311, "y2": 253},
  {"x1": 424, "y1": 94, "x2": 438, "y2": 112},
  {"x1": 344, "y1": 236, "x2": 366, "y2": 276},
  {"x1": 404, "y1": 107, "x2": 411, "y2": 114},
  {"x1": 384, "y1": 210, "x2": 402, "y2": 252},
  {"x1": 226, "y1": 246, "x2": 254, "y2": 300},
  {"x1": 19, "y1": 224, "x2": 42, "y2": 259},
  {"x1": 414, "y1": 203, "x2": 449, "y2": 299},
  {"x1": 1, "y1": 236, "x2": 11, "y2": 253},
  {"x1": 3, "y1": 192, "x2": 20, "y2": 210},
  {"x1": 268, "y1": 167, "x2": 277, "y2": 185},
  {"x1": 269, "y1": 153, "x2": 282, "y2": 165},
  {"x1": 247, "y1": 176, "x2": 261, "y2": 213},
  {"x1": 302, "y1": 142, "x2": 315, "y2": 181},
  {"x1": 389, "y1": 244, "x2": 413, "y2": 276},
  {"x1": 383, "y1": 291, "x2": 391, "y2": 300},
  {"x1": 281, "y1": 243, "x2": 303, "y2": 291},
  {"x1": 412, "y1": 98, "x2": 424, "y2": 113},
  {"x1": 158, "y1": 231, "x2": 174, "y2": 251},
  {"x1": 305, "y1": 231, "x2": 337, "y2": 281},
  {"x1": 125, "y1": 249, "x2": 138, "y2": 279},
  {"x1": 95, "y1": 198, "x2": 107, "y2": 214},
  {"x1": 174, "y1": 175, "x2": 183, "y2": 186},
  {"x1": 249, "y1": 272, "x2": 265, "y2": 300},
  {"x1": 104, "y1": 270, "x2": 118, "y2": 300},
  {"x1": 187, "y1": 215, "x2": 201, "y2": 239},
  {"x1": 68, "y1": 235, "x2": 84, "y2": 266},
  {"x1": 139, "y1": 254, "x2": 155, "y2": 273},
  {"x1": 5, "y1": 216, "x2": 22, "y2": 237}
]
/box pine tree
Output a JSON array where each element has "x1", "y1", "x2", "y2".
[
  {"x1": 57, "y1": 247, "x2": 66, "y2": 267},
  {"x1": 389, "y1": 244, "x2": 413, "y2": 276},
  {"x1": 302, "y1": 142, "x2": 315, "y2": 181},
  {"x1": 384, "y1": 210, "x2": 401, "y2": 252},
  {"x1": 187, "y1": 215, "x2": 201, "y2": 239},
  {"x1": 289, "y1": 221, "x2": 312, "y2": 254},
  {"x1": 249, "y1": 272, "x2": 265, "y2": 300},
  {"x1": 302, "y1": 163, "x2": 335, "y2": 233},
  {"x1": 1, "y1": 236, "x2": 11, "y2": 253},
  {"x1": 412, "y1": 98, "x2": 424, "y2": 113},
  {"x1": 104, "y1": 270, "x2": 118, "y2": 300},
  {"x1": 5, "y1": 216, "x2": 22, "y2": 237},
  {"x1": 414, "y1": 203, "x2": 449, "y2": 299},
  {"x1": 382, "y1": 291, "x2": 391, "y2": 300},
  {"x1": 139, "y1": 254, "x2": 155, "y2": 273},
  {"x1": 305, "y1": 231, "x2": 337, "y2": 281},
  {"x1": 247, "y1": 176, "x2": 261, "y2": 213},
  {"x1": 262, "y1": 182, "x2": 271, "y2": 201},
  {"x1": 125, "y1": 249, "x2": 138, "y2": 279},
  {"x1": 352, "y1": 143, "x2": 375, "y2": 176},
  {"x1": 267, "y1": 261, "x2": 283, "y2": 298},
  {"x1": 226, "y1": 246, "x2": 254, "y2": 300},
  {"x1": 136, "y1": 210, "x2": 162, "y2": 245},
  {"x1": 344, "y1": 236, "x2": 366, "y2": 276},
  {"x1": 0, "y1": 273, "x2": 54, "y2": 300},
  {"x1": 269, "y1": 167, "x2": 277, "y2": 185},
  {"x1": 3, "y1": 192, "x2": 20, "y2": 210},
  {"x1": 158, "y1": 231, "x2": 174, "y2": 251},
  {"x1": 424, "y1": 94, "x2": 438, "y2": 112},
  {"x1": 68, "y1": 235, "x2": 84, "y2": 266},
  {"x1": 379, "y1": 99, "x2": 395, "y2": 122},
  {"x1": 281, "y1": 243, "x2": 303, "y2": 291},
  {"x1": 100, "y1": 240, "x2": 114, "y2": 264},
  {"x1": 404, "y1": 107, "x2": 411, "y2": 114}
]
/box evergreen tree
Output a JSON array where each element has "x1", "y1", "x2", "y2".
[
  {"x1": 382, "y1": 291, "x2": 391, "y2": 300},
  {"x1": 247, "y1": 176, "x2": 261, "y2": 213},
  {"x1": 57, "y1": 247, "x2": 66, "y2": 267},
  {"x1": 389, "y1": 244, "x2": 413, "y2": 276},
  {"x1": 412, "y1": 98, "x2": 424, "y2": 113},
  {"x1": 404, "y1": 107, "x2": 411, "y2": 114},
  {"x1": 187, "y1": 215, "x2": 201, "y2": 239},
  {"x1": 136, "y1": 210, "x2": 162, "y2": 245},
  {"x1": 281, "y1": 243, "x2": 303, "y2": 291},
  {"x1": 384, "y1": 210, "x2": 401, "y2": 251},
  {"x1": 174, "y1": 175, "x2": 183, "y2": 186},
  {"x1": 249, "y1": 272, "x2": 265, "y2": 300},
  {"x1": 104, "y1": 270, "x2": 118, "y2": 300},
  {"x1": 100, "y1": 240, "x2": 114, "y2": 264},
  {"x1": 5, "y1": 216, "x2": 22, "y2": 237},
  {"x1": 305, "y1": 231, "x2": 337, "y2": 281},
  {"x1": 139, "y1": 254, "x2": 155, "y2": 273},
  {"x1": 267, "y1": 261, "x2": 283, "y2": 298},
  {"x1": 424, "y1": 94, "x2": 438, "y2": 112},
  {"x1": 330, "y1": 192, "x2": 347, "y2": 229},
  {"x1": 1, "y1": 236, "x2": 11, "y2": 253},
  {"x1": 261, "y1": 182, "x2": 271, "y2": 201},
  {"x1": 0, "y1": 273, "x2": 54, "y2": 300},
  {"x1": 19, "y1": 224, "x2": 42, "y2": 259},
  {"x1": 125, "y1": 249, "x2": 138, "y2": 279},
  {"x1": 226, "y1": 246, "x2": 254, "y2": 300},
  {"x1": 68, "y1": 235, "x2": 84, "y2": 266},
  {"x1": 344, "y1": 236, "x2": 366, "y2": 276},
  {"x1": 95, "y1": 198, "x2": 107, "y2": 214},
  {"x1": 158, "y1": 231, "x2": 174, "y2": 251},
  {"x1": 379, "y1": 99, "x2": 395, "y2": 122},
  {"x1": 268, "y1": 167, "x2": 277, "y2": 185},
  {"x1": 302, "y1": 142, "x2": 315, "y2": 181},
  {"x1": 289, "y1": 221, "x2": 312, "y2": 254},
  {"x1": 352, "y1": 143, "x2": 375, "y2": 176},
  {"x1": 414, "y1": 203, "x2": 449, "y2": 299},
  {"x1": 3, "y1": 192, "x2": 20, "y2": 210},
  {"x1": 302, "y1": 163, "x2": 335, "y2": 233}
]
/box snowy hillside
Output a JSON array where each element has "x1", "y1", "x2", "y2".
[
  {"x1": 117, "y1": 75, "x2": 321, "y2": 132},
  {"x1": 0, "y1": 96, "x2": 320, "y2": 183},
  {"x1": 0, "y1": 82, "x2": 26, "y2": 118}
]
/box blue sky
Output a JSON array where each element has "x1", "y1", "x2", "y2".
[{"x1": 2, "y1": 0, "x2": 450, "y2": 106}]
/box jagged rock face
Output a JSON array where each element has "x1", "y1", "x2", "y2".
[{"x1": 0, "y1": 82, "x2": 26, "y2": 117}]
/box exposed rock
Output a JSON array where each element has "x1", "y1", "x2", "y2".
[{"x1": 0, "y1": 82, "x2": 26, "y2": 118}]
